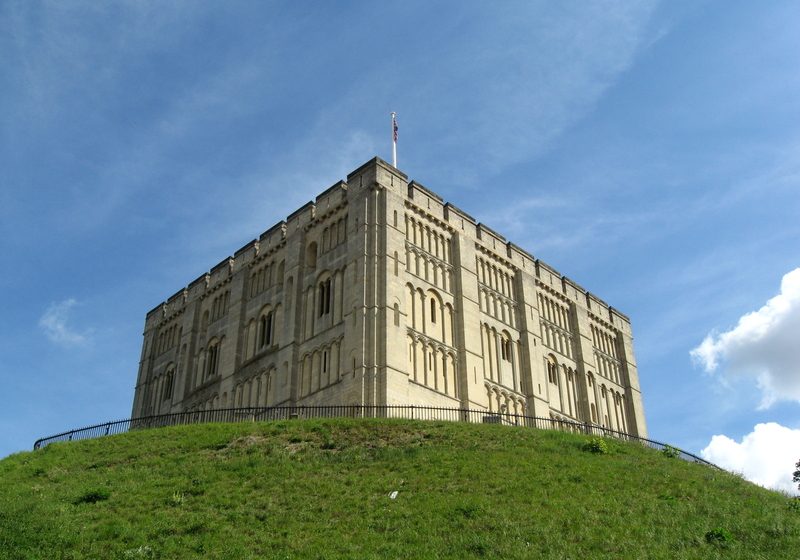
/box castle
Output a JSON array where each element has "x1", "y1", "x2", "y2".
[{"x1": 131, "y1": 157, "x2": 647, "y2": 437}]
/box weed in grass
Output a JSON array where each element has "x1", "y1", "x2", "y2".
[
  {"x1": 73, "y1": 488, "x2": 110, "y2": 505},
  {"x1": 583, "y1": 437, "x2": 609, "y2": 454},
  {"x1": 661, "y1": 445, "x2": 680, "y2": 459},
  {"x1": 705, "y1": 527, "x2": 733, "y2": 546},
  {"x1": 167, "y1": 491, "x2": 186, "y2": 507}
]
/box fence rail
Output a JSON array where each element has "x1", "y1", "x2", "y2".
[{"x1": 33, "y1": 405, "x2": 719, "y2": 469}]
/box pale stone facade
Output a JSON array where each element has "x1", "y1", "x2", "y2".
[{"x1": 132, "y1": 157, "x2": 647, "y2": 437}]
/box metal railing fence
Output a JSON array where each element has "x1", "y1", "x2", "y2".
[{"x1": 32, "y1": 404, "x2": 719, "y2": 469}]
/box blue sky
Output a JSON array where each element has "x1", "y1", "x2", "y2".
[{"x1": 2, "y1": 1, "x2": 799, "y2": 491}]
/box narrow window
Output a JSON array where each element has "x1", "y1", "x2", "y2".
[
  {"x1": 259, "y1": 316, "x2": 268, "y2": 348},
  {"x1": 163, "y1": 371, "x2": 174, "y2": 400},
  {"x1": 322, "y1": 350, "x2": 328, "y2": 374},
  {"x1": 325, "y1": 279, "x2": 332, "y2": 314},
  {"x1": 547, "y1": 361, "x2": 557, "y2": 384},
  {"x1": 501, "y1": 338, "x2": 511, "y2": 362},
  {"x1": 265, "y1": 311, "x2": 273, "y2": 345},
  {"x1": 319, "y1": 279, "x2": 332, "y2": 317},
  {"x1": 206, "y1": 344, "x2": 219, "y2": 379},
  {"x1": 430, "y1": 298, "x2": 437, "y2": 324},
  {"x1": 307, "y1": 242, "x2": 318, "y2": 270}
]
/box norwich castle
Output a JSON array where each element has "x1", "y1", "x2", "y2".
[{"x1": 132, "y1": 157, "x2": 647, "y2": 437}]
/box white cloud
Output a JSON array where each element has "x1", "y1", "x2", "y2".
[
  {"x1": 701, "y1": 423, "x2": 800, "y2": 495},
  {"x1": 690, "y1": 267, "x2": 800, "y2": 408},
  {"x1": 39, "y1": 298, "x2": 89, "y2": 347}
]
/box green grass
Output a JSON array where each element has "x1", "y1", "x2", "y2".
[{"x1": 1, "y1": 419, "x2": 798, "y2": 559}]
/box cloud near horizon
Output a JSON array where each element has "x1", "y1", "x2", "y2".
[
  {"x1": 701, "y1": 423, "x2": 800, "y2": 495},
  {"x1": 690, "y1": 267, "x2": 800, "y2": 408},
  {"x1": 39, "y1": 298, "x2": 90, "y2": 347}
]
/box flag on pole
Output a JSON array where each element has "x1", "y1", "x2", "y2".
[{"x1": 391, "y1": 112, "x2": 398, "y2": 168}]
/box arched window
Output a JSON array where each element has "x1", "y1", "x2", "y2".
[
  {"x1": 277, "y1": 260, "x2": 285, "y2": 286},
  {"x1": 259, "y1": 310, "x2": 274, "y2": 349},
  {"x1": 547, "y1": 358, "x2": 558, "y2": 384},
  {"x1": 206, "y1": 340, "x2": 220, "y2": 380},
  {"x1": 501, "y1": 336, "x2": 511, "y2": 362},
  {"x1": 201, "y1": 311, "x2": 209, "y2": 335},
  {"x1": 306, "y1": 243, "x2": 318, "y2": 269},
  {"x1": 162, "y1": 368, "x2": 174, "y2": 400},
  {"x1": 318, "y1": 278, "x2": 332, "y2": 317}
]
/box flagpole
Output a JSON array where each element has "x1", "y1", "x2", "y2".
[{"x1": 390, "y1": 112, "x2": 397, "y2": 168}]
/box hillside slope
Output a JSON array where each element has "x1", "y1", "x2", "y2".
[{"x1": 1, "y1": 419, "x2": 798, "y2": 559}]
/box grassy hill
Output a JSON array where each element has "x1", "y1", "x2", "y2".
[{"x1": 1, "y1": 419, "x2": 798, "y2": 559}]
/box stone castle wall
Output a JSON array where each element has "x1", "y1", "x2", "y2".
[{"x1": 132, "y1": 157, "x2": 647, "y2": 437}]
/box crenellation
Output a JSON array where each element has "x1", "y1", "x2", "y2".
[
  {"x1": 132, "y1": 156, "x2": 647, "y2": 438},
  {"x1": 314, "y1": 180, "x2": 347, "y2": 210},
  {"x1": 347, "y1": 156, "x2": 406, "y2": 183},
  {"x1": 507, "y1": 243, "x2": 536, "y2": 270},
  {"x1": 167, "y1": 288, "x2": 186, "y2": 306},
  {"x1": 443, "y1": 202, "x2": 476, "y2": 228},
  {"x1": 609, "y1": 308, "x2": 631, "y2": 330},
  {"x1": 145, "y1": 303, "x2": 163, "y2": 323},
  {"x1": 535, "y1": 259, "x2": 561, "y2": 288},
  {"x1": 286, "y1": 201, "x2": 315, "y2": 229},
  {"x1": 586, "y1": 293, "x2": 608, "y2": 315},
  {"x1": 562, "y1": 277, "x2": 585, "y2": 302},
  {"x1": 258, "y1": 221, "x2": 287, "y2": 249},
  {"x1": 208, "y1": 257, "x2": 234, "y2": 287},
  {"x1": 407, "y1": 180, "x2": 444, "y2": 202},
  {"x1": 233, "y1": 239, "x2": 258, "y2": 266},
  {"x1": 476, "y1": 223, "x2": 506, "y2": 252}
]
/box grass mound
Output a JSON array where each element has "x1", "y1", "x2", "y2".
[{"x1": 1, "y1": 419, "x2": 798, "y2": 559}]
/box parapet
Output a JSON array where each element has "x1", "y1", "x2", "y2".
[
  {"x1": 476, "y1": 223, "x2": 506, "y2": 252},
  {"x1": 286, "y1": 201, "x2": 315, "y2": 232},
  {"x1": 347, "y1": 156, "x2": 407, "y2": 193},
  {"x1": 443, "y1": 202, "x2": 476, "y2": 231},
  {"x1": 143, "y1": 156, "x2": 633, "y2": 335},
  {"x1": 399, "y1": 166, "x2": 634, "y2": 332},
  {"x1": 259, "y1": 221, "x2": 287, "y2": 249}
]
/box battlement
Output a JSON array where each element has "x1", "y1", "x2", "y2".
[
  {"x1": 347, "y1": 156, "x2": 407, "y2": 193},
  {"x1": 400, "y1": 175, "x2": 629, "y2": 329},
  {"x1": 145, "y1": 156, "x2": 632, "y2": 333}
]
